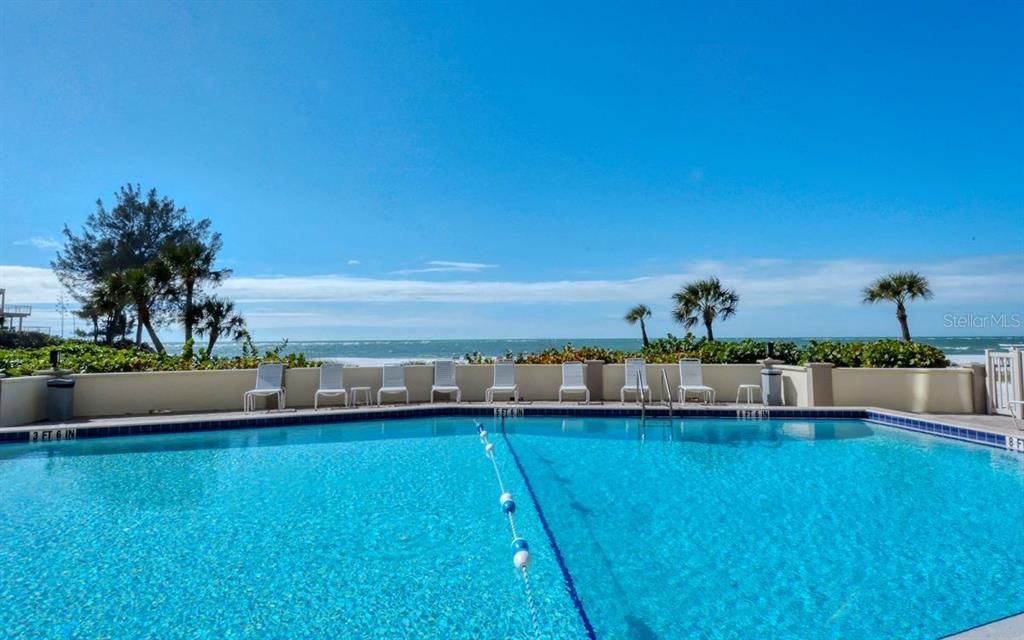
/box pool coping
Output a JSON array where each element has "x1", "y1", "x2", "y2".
[{"x1": 1, "y1": 403, "x2": 1022, "y2": 454}]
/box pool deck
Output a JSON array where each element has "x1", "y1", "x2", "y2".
[
  {"x1": 3, "y1": 401, "x2": 1021, "y2": 446},
  {"x1": 944, "y1": 611, "x2": 1024, "y2": 639}
]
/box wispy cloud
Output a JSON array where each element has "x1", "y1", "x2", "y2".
[
  {"x1": 347, "y1": 259, "x2": 360, "y2": 265},
  {"x1": 391, "y1": 260, "x2": 498, "y2": 275},
  {"x1": 3, "y1": 255, "x2": 1020, "y2": 308},
  {"x1": 242, "y1": 310, "x2": 453, "y2": 329},
  {"x1": 13, "y1": 236, "x2": 61, "y2": 251}
]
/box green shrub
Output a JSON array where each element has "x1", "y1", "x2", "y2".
[
  {"x1": 800, "y1": 340, "x2": 863, "y2": 367},
  {"x1": 517, "y1": 343, "x2": 627, "y2": 364},
  {"x1": 799, "y1": 339, "x2": 947, "y2": 368},
  {"x1": 695, "y1": 339, "x2": 801, "y2": 364},
  {"x1": 0, "y1": 331, "x2": 62, "y2": 349},
  {"x1": 859, "y1": 340, "x2": 948, "y2": 368},
  {"x1": 0, "y1": 339, "x2": 313, "y2": 377}
]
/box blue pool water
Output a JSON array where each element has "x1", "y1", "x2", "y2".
[{"x1": 1, "y1": 417, "x2": 1022, "y2": 639}]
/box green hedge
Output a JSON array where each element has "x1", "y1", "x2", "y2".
[
  {"x1": 798, "y1": 339, "x2": 948, "y2": 368},
  {"x1": 502, "y1": 336, "x2": 945, "y2": 368},
  {"x1": 1, "y1": 336, "x2": 950, "y2": 378},
  {"x1": 0, "y1": 331, "x2": 62, "y2": 349},
  {"x1": 0, "y1": 340, "x2": 312, "y2": 378}
]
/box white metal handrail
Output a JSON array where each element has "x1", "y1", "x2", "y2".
[
  {"x1": 660, "y1": 369, "x2": 673, "y2": 418},
  {"x1": 637, "y1": 370, "x2": 645, "y2": 424}
]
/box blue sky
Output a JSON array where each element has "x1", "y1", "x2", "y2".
[{"x1": 1, "y1": 1, "x2": 1022, "y2": 340}]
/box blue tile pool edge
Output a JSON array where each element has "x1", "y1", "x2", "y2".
[{"x1": 1, "y1": 406, "x2": 1019, "y2": 453}]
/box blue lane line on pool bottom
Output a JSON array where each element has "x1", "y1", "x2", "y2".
[{"x1": 500, "y1": 423, "x2": 598, "y2": 640}]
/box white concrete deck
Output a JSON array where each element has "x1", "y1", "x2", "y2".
[
  {"x1": 944, "y1": 611, "x2": 1024, "y2": 639},
  {"x1": 2, "y1": 400, "x2": 1020, "y2": 441}
]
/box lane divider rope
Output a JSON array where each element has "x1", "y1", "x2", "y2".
[
  {"x1": 476, "y1": 421, "x2": 542, "y2": 640},
  {"x1": 498, "y1": 419, "x2": 598, "y2": 639}
]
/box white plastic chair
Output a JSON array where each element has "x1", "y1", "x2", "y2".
[
  {"x1": 314, "y1": 363, "x2": 348, "y2": 409},
  {"x1": 486, "y1": 358, "x2": 519, "y2": 402},
  {"x1": 243, "y1": 363, "x2": 286, "y2": 412},
  {"x1": 431, "y1": 359, "x2": 461, "y2": 403},
  {"x1": 558, "y1": 361, "x2": 590, "y2": 403},
  {"x1": 620, "y1": 357, "x2": 651, "y2": 403},
  {"x1": 678, "y1": 358, "x2": 715, "y2": 404},
  {"x1": 377, "y1": 364, "x2": 410, "y2": 405}
]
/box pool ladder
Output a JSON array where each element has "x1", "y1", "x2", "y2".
[
  {"x1": 637, "y1": 370, "x2": 646, "y2": 424},
  {"x1": 660, "y1": 369, "x2": 673, "y2": 418},
  {"x1": 638, "y1": 369, "x2": 674, "y2": 427}
]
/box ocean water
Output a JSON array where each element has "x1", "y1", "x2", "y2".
[
  {"x1": 165, "y1": 336, "x2": 1024, "y2": 364},
  {"x1": 1, "y1": 416, "x2": 1023, "y2": 639}
]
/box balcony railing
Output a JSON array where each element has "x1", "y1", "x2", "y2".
[{"x1": 0, "y1": 304, "x2": 32, "y2": 316}]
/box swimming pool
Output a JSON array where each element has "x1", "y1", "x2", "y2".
[{"x1": 1, "y1": 416, "x2": 1022, "y2": 639}]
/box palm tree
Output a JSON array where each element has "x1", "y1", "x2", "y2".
[
  {"x1": 78, "y1": 279, "x2": 127, "y2": 344},
  {"x1": 195, "y1": 297, "x2": 247, "y2": 354},
  {"x1": 107, "y1": 264, "x2": 169, "y2": 353},
  {"x1": 624, "y1": 304, "x2": 652, "y2": 347},
  {"x1": 862, "y1": 271, "x2": 933, "y2": 342},
  {"x1": 161, "y1": 236, "x2": 231, "y2": 343},
  {"x1": 671, "y1": 277, "x2": 739, "y2": 341}
]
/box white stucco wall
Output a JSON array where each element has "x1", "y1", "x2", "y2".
[
  {"x1": 0, "y1": 376, "x2": 50, "y2": 427},
  {"x1": 0, "y1": 363, "x2": 983, "y2": 427},
  {"x1": 832, "y1": 367, "x2": 976, "y2": 414}
]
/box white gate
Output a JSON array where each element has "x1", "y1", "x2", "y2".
[{"x1": 986, "y1": 348, "x2": 1023, "y2": 416}]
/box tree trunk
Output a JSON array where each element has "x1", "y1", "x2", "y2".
[
  {"x1": 207, "y1": 328, "x2": 220, "y2": 354},
  {"x1": 138, "y1": 307, "x2": 165, "y2": 353},
  {"x1": 144, "y1": 319, "x2": 165, "y2": 353},
  {"x1": 897, "y1": 303, "x2": 911, "y2": 341},
  {"x1": 705, "y1": 320, "x2": 715, "y2": 341},
  {"x1": 640, "y1": 319, "x2": 650, "y2": 348},
  {"x1": 103, "y1": 312, "x2": 115, "y2": 344},
  {"x1": 135, "y1": 312, "x2": 143, "y2": 346},
  {"x1": 184, "y1": 281, "x2": 194, "y2": 343}
]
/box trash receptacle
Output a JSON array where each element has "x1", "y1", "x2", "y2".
[
  {"x1": 47, "y1": 378, "x2": 75, "y2": 422},
  {"x1": 761, "y1": 368, "x2": 783, "y2": 406}
]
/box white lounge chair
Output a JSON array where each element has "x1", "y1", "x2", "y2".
[
  {"x1": 431, "y1": 359, "x2": 462, "y2": 403},
  {"x1": 559, "y1": 361, "x2": 590, "y2": 403},
  {"x1": 486, "y1": 358, "x2": 519, "y2": 402},
  {"x1": 377, "y1": 364, "x2": 410, "y2": 405},
  {"x1": 620, "y1": 357, "x2": 651, "y2": 403},
  {"x1": 243, "y1": 362, "x2": 286, "y2": 412},
  {"x1": 314, "y1": 363, "x2": 348, "y2": 409},
  {"x1": 678, "y1": 358, "x2": 715, "y2": 404}
]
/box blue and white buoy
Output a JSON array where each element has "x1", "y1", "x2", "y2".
[
  {"x1": 500, "y1": 492, "x2": 516, "y2": 514},
  {"x1": 511, "y1": 537, "x2": 531, "y2": 569}
]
